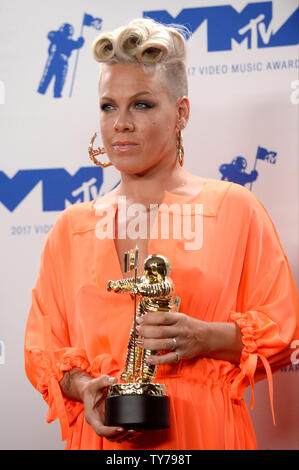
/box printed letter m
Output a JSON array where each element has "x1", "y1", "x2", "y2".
[
  {"x1": 144, "y1": 3, "x2": 298, "y2": 51},
  {"x1": 0, "y1": 167, "x2": 103, "y2": 212}
]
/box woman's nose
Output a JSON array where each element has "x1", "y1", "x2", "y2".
[{"x1": 113, "y1": 110, "x2": 134, "y2": 132}]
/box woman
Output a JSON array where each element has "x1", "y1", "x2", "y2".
[{"x1": 24, "y1": 18, "x2": 298, "y2": 450}]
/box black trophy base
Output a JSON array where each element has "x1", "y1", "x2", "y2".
[{"x1": 105, "y1": 394, "x2": 170, "y2": 429}]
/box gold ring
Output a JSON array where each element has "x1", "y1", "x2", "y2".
[
  {"x1": 174, "y1": 351, "x2": 180, "y2": 362},
  {"x1": 171, "y1": 337, "x2": 177, "y2": 351}
]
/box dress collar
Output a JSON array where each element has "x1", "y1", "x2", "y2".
[{"x1": 70, "y1": 178, "x2": 233, "y2": 233}]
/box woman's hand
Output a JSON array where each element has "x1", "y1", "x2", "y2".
[
  {"x1": 60, "y1": 370, "x2": 141, "y2": 443},
  {"x1": 82, "y1": 375, "x2": 141, "y2": 442},
  {"x1": 136, "y1": 311, "x2": 208, "y2": 364},
  {"x1": 135, "y1": 311, "x2": 243, "y2": 364}
]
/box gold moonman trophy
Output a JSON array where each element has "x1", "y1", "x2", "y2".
[{"x1": 105, "y1": 247, "x2": 180, "y2": 429}]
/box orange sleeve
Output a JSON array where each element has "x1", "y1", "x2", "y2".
[
  {"x1": 229, "y1": 192, "x2": 299, "y2": 423},
  {"x1": 24, "y1": 210, "x2": 90, "y2": 441}
]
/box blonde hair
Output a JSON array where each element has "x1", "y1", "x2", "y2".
[{"x1": 92, "y1": 18, "x2": 189, "y2": 100}]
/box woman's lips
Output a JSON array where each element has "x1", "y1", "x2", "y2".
[{"x1": 112, "y1": 141, "x2": 139, "y2": 152}]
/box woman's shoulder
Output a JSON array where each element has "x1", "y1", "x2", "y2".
[
  {"x1": 205, "y1": 179, "x2": 276, "y2": 234},
  {"x1": 195, "y1": 177, "x2": 271, "y2": 224},
  {"x1": 205, "y1": 177, "x2": 260, "y2": 207},
  {"x1": 180, "y1": 175, "x2": 255, "y2": 202}
]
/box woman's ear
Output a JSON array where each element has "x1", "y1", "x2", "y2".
[{"x1": 176, "y1": 96, "x2": 190, "y2": 130}]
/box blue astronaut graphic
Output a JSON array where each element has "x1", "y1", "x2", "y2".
[
  {"x1": 219, "y1": 156, "x2": 258, "y2": 186},
  {"x1": 37, "y1": 23, "x2": 84, "y2": 98},
  {"x1": 219, "y1": 146, "x2": 277, "y2": 190}
]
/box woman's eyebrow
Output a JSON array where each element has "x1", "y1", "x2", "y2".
[{"x1": 100, "y1": 91, "x2": 153, "y2": 101}]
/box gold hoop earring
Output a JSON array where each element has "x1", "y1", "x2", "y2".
[
  {"x1": 88, "y1": 132, "x2": 112, "y2": 168},
  {"x1": 176, "y1": 130, "x2": 184, "y2": 167}
]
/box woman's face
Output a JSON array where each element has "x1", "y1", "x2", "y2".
[{"x1": 98, "y1": 63, "x2": 188, "y2": 175}]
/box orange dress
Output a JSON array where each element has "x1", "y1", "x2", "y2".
[{"x1": 24, "y1": 179, "x2": 299, "y2": 450}]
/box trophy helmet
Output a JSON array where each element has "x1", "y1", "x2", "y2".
[{"x1": 144, "y1": 254, "x2": 171, "y2": 282}]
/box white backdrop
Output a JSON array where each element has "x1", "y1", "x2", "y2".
[{"x1": 0, "y1": 0, "x2": 298, "y2": 450}]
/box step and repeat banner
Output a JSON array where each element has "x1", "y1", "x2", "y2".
[{"x1": 0, "y1": 0, "x2": 298, "y2": 450}]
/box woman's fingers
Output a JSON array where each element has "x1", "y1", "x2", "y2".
[
  {"x1": 91, "y1": 374, "x2": 117, "y2": 392},
  {"x1": 136, "y1": 311, "x2": 186, "y2": 340},
  {"x1": 136, "y1": 337, "x2": 177, "y2": 351},
  {"x1": 92, "y1": 418, "x2": 126, "y2": 439},
  {"x1": 83, "y1": 376, "x2": 121, "y2": 437},
  {"x1": 136, "y1": 324, "x2": 178, "y2": 340},
  {"x1": 135, "y1": 313, "x2": 207, "y2": 363},
  {"x1": 83, "y1": 375, "x2": 142, "y2": 442},
  {"x1": 106, "y1": 429, "x2": 142, "y2": 443},
  {"x1": 145, "y1": 350, "x2": 181, "y2": 365},
  {"x1": 137, "y1": 311, "x2": 179, "y2": 326},
  {"x1": 92, "y1": 407, "x2": 139, "y2": 441}
]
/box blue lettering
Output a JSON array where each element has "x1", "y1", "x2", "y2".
[
  {"x1": 143, "y1": 3, "x2": 298, "y2": 51},
  {"x1": 0, "y1": 170, "x2": 41, "y2": 212},
  {"x1": 0, "y1": 167, "x2": 103, "y2": 212}
]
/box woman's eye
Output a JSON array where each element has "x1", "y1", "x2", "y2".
[
  {"x1": 100, "y1": 103, "x2": 115, "y2": 112},
  {"x1": 134, "y1": 101, "x2": 154, "y2": 110},
  {"x1": 100, "y1": 101, "x2": 154, "y2": 112}
]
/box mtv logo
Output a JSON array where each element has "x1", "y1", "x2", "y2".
[
  {"x1": 0, "y1": 167, "x2": 104, "y2": 212},
  {"x1": 144, "y1": 3, "x2": 299, "y2": 51}
]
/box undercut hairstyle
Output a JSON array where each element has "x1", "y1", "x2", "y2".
[{"x1": 92, "y1": 18, "x2": 190, "y2": 101}]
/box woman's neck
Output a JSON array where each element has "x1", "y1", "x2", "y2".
[{"x1": 115, "y1": 160, "x2": 193, "y2": 206}]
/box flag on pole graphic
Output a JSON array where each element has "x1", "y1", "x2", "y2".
[
  {"x1": 69, "y1": 13, "x2": 103, "y2": 97},
  {"x1": 83, "y1": 13, "x2": 102, "y2": 30},
  {"x1": 256, "y1": 145, "x2": 277, "y2": 164},
  {"x1": 249, "y1": 145, "x2": 278, "y2": 190}
]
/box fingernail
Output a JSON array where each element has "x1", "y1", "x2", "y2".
[
  {"x1": 136, "y1": 317, "x2": 143, "y2": 324},
  {"x1": 117, "y1": 427, "x2": 124, "y2": 432},
  {"x1": 108, "y1": 376, "x2": 116, "y2": 383}
]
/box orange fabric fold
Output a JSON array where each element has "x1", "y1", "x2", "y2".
[
  {"x1": 33, "y1": 348, "x2": 91, "y2": 441},
  {"x1": 48, "y1": 376, "x2": 70, "y2": 441},
  {"x1": 90, "y1": 353, "x2": 120, "y2": 378},
  {"x1": 230, "y1": 311, "x2": 276, "y2": 424}
]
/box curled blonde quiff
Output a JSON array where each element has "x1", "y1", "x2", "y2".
[{"x1": 91, "y1": 18, "x2": 190, "y2": 101}]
